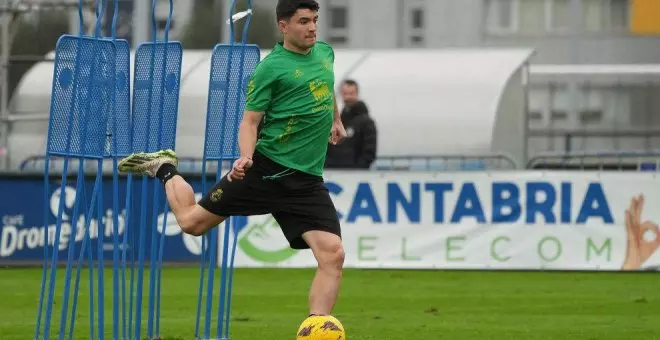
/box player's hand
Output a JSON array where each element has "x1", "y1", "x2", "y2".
[
  {"x1": 330, "y1": 120, "x2": 347, "y2": 145},
  {"x1": 623, "y1": 195, "x2": 660, "y2": 270},
  {"x1": 228, "y1": 156, "x2": 253, "y2": 182}
]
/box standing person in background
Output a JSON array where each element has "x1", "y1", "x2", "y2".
[{"x1": 325, "y1": 79, "x2": 378, "y2": 169}]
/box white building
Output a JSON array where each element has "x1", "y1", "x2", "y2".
[
  {"x1": 8, "y1": 49, "x2": 532, "y2": 171},
  {"x1": 5, "y1": 0, "x2": 660, "y2": 171},
  {"x1": 238, "y1": 0, "x2": 660, "y2": 65}
]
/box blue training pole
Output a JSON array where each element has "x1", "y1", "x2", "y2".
[
  {"x1": 68, "y1": 171, "x2": 97, "y2": 340},
  {"x1": 37, "y1": 0, "x2": 114, "y2": 337},
  {"x1": 155, "y1": 2, "x2": 177, "y2": 327},
  {"x1": 195, "y1": 1, "x2": 258, "y2": 338},
  {"x1": 145, "y1": 0, "x2": 160, "y2": 336},
  {"x1": 223, "y1": 3, "x2": 254, "y2": 321},
  {"x1": 217, "y1": 1, "x2": 254, "y2": 338},
  {"x1": 43, "y1": 1, "x2": 105, "y2": 335},
  {"x1": 133, "y1": 11, "x2": 157, "y2": 335},
  {"x1": 57, "y1": 108, "x2": 92, "y2": 340},
  {"x1": 208, "y1": 0, "x2": 238, "y2": 336},
  {"x1": 109, "y1": 1, "x2": 122, "y2": 337},
  {"x1": 94, "y1": 3, "x2": 108, "y2": 339},
  {"x1": 148, "y1": 0, "x2": 174, "y2": 337}
]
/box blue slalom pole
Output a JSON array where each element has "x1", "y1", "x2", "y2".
[
  {"x1": 218, "y1": 1, "x2": 253, "y2": 337},
  {"x1": 68, "y1": 173, "x2": 97, "y2": 340}
]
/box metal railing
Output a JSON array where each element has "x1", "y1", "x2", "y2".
[
  {"x1": 19, "y1": 153, "x2": 521, "y2": 174},
  {"x1": 371, "y1": 154, "x2": 519, "y2": 171},
  {"x1": 527, "y1": 150, "x2": 660, "y2": 171},
  {"x1": 527, "y1": 128, "x2": 660, "y2": 155},
  {"x1": 20, "y1": 151, "x2": 660, "y2": 173},
  {"x1": 18, "y1": 155, "x2": 234, "y2": 174}
]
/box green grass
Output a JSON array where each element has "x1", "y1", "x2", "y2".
[{"x1": 1, "y1": 268, "x2": 659, "y2": 339}]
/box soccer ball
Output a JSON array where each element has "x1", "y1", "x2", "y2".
[{"x1": 296, "y1": 315, "x2": 346, "y2": 340}]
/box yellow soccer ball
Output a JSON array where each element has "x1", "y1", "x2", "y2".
[{"x1": 296, "y1": 315, "x2": 346, "y2": 340}]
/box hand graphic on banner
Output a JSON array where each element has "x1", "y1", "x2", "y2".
[{"x1": 622, "y1": 195, "x2": 660, "y2": 270}]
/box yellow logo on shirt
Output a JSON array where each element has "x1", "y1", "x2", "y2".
[
  {"x1": 308, "y1": 79, "x2": 331, "y2": 102},
  {"x1": 279, "y1": 116, "x2": 297, "y2": 143},
  {"x1": 322, "y1": 58, "x2": 333, "y2": 72},
  {"x1": 295, "y1": 69, "x2": 304, "y2": 78},
  {"x1": 246, "y1": 79, "x2": 255, "y2": 98}
]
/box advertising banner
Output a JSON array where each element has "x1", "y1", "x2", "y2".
[
  {"x1": 229, "y1": 171, "x2": 660, "y2": 271},
  {"x1": 0, "y1": 174, "x2": 214, "y2": 263},
  {"x1": 1, "y1": 171, "x2": 659, "y2": 271}
]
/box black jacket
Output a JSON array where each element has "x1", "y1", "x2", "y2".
[{"x1": 325, "y1": 100, "x2": 377, "y2": 169}]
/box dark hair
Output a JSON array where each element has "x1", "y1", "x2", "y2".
[
  {"x1": 276, "y1": 0, "x2": 320, "y2": 22},
  {"x1": 342, "y1": 79, "x2": 359, "y2": 92}
]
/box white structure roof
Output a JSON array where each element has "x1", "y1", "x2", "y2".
[
  {"x1": 9, "y1": 48, "x2": 533, "y2": 169},
  {"x1": 529, "y1": 64, "x2": 660, "y2": 84},
  {"x1": 530, "y1": 64, "x2": 660, "y2": 75}
]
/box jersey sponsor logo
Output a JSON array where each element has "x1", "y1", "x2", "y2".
[
  {"x1": 311, "y1": 104, "x2": 334, "y2": 113},
  {"x1": 308, "y1": 79, "x2": 334, "y2": 114},
  {"x1": 309, "y1": 79, "x2": 332, "y2": 102},
  {"x1": 279, "y1": 116, "x2": 298, "y2": 143}
]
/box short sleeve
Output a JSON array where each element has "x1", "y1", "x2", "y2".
[
  {"x1": 328, "y1": 44, "x2": 335, "y2": 63},
  {"x1": 245, "y1": 61, "x2": 275, "y2": 112},
  {"x1": 319, "y1": 41, "x2": 335, "y2": 63}
]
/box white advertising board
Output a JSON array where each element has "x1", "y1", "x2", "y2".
[{"x1": 186, "y1": 171, "x2": 660, "y2": 271}]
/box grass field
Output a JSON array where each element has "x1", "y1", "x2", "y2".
[{"x1": 1, "y1": 267, "x2": 658, "y2": 339}]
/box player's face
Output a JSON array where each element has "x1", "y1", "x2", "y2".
[
  {"x1": 281, "y1": 9, "x2": 318, "y2": 50},
  {"x1": 341, "y1": 84, "x2": 359, "y2": 105}
]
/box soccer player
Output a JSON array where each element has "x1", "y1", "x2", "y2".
[{"x1": 118, "y1": 0, "x2": 347, "y2": 317}]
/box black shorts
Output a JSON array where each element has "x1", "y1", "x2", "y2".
[{"x1": 198, "y1": 151, "x2": 341, "y2": 249}]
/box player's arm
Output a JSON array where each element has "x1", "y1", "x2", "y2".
[
  {"x1": 229, "y1": 62, "x2": 274, "y2": 181},
  {"x1": 241, "y1": 61, "x2": 275, "y2": 158},
  {"x1": 328, "y1": 43, "x2": 341, "y2": 123},
  {"x1": 238, "y1": 110, "x2": 264, "y2": 160},
  {"x1": 330, "y1": 94, "x2": 347, "y2": 145}
]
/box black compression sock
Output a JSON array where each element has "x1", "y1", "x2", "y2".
[{"x1": 156, "y1": 163, "x2": 179, "y2": 184}]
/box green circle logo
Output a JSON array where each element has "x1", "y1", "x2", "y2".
[{"x1": 238, "y1": 216, "x2": 298, "y2": 263}]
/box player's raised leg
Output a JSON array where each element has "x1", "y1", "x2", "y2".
[
  {"x1": 118, "y1": 149, "x2": 225, "y2": 235},
  {"x1": 303, "y1": 230, "x2": 345, "y2": 315},
  {"x1": 162, "y1": 175, "x2": 225, "y2": 236}
]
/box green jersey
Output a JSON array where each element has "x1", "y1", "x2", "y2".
[{"x1": 245, "y1": 41, "x2": 336, "y2": 177}]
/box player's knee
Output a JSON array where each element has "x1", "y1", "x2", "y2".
[
  {"x1": 318, "y1": 241, "x2": 345, "y2": 271},
  {"x1": 178, "y1": 215, "x2": 208, "y2": 236},
  {"x1": 177, "y1": 205, "x2": 225, "y2": 236},
  {"x1": 179, "y1": 219, "x2": 204, "y2": 236}
]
